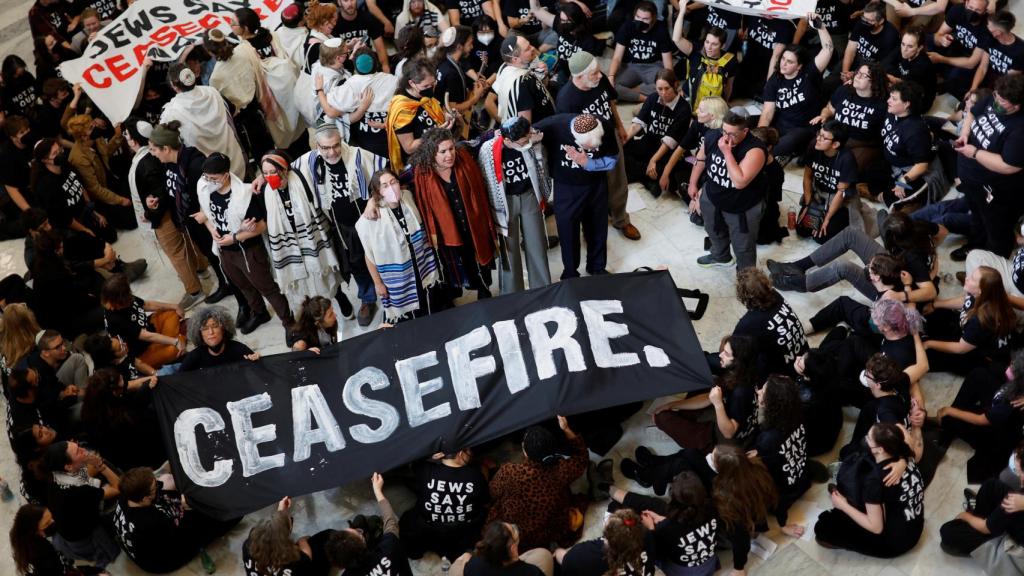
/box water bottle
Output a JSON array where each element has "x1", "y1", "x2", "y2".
[
  {"x1": 441, "y1": 556, "x2": 451, "y2": 575},
  {"x1": 0, "y1": 478, "x2": 14, "y2": 502}
]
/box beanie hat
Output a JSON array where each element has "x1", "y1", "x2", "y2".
[
  {"x1": 149, "y1": 123, "x2": 181, "y2": 147},
  {"x1": 202, "y1": 153, "x2": 231, "y2": 174},
  {"x1": 568, "y1": 51, "x2": 595, "y2": 76}
]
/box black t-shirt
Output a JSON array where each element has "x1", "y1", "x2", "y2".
[
  {"x1": 614, "y1": 19, "x2": 673, "y2": 65},
  {"x1": 726, "y1": 382, "x2": 759, "y2": 443},
  {"x1": 395, "y1": 99, "x2": 441, "y2": 141},
  {"x1": 242, "y1": 537, "x2": 319, "y2": 576},
  {"x1": 468, "y1": 36, "x2": 502, "y2": 79},
  {"x1": 880, "y1": 335, "x2": 916, "y2": 369},
  {"x1": 985, "y1": 36, "x2": 1024, "y2": 83},
  {"x1": 813, "y1": 0, "x2": 851, "y2": 35},
  {"x1": 554, "y1": 32, "x2": 604, "y2": 76},
  {"x1": 49, "y1": 480, "x2": 104, "y2": 541},
  {"x1": 248, "y1": 28, "x2": 277, "y2": 59},
  {"x1": 437, "y1": 57, "x2": 470, "y2": 105},
  {"x1": 701, "y1": 129, "x2": 768, "y2": 213},
  {"x1": 556, "y1": 76, "x2": 619, "y2": 152},
  {"x1": 756, "y1": 425, "x2": 808, "y2": 492},
  {"x1": 208, "y1": 189, "x2": 267, "y2": 252},
  {"x1": 344, "y1": 533, "x2": 413, "y2": 576},
  {"x1": 633, "y1": 94, "x2": 691, "y2": 148},
  {"x1": 733, "y1": 297, "x2": 808, "y2": 376},
  {"x1": 324, "y1": 159, "x2": 363, "y2": 228},
  {"x1": 763, "y1": 66, "x2": 822, "y2": 131},
  {"x1": 350, "y1": 106, "x2": 390, "y2": 159},
  {"x1": 882, "y1": 114, "x2": 932, "y2": 169},
  {"x1": 534, "y1": 113, "x2": 613, "y2": 185},
  {"x1": 499, "y1": 146, "x2": 533, "y2": 196},
  {"x1": 561, "y1": 537, "x2": 657, "y2": 576},
  {"x1": 849, "y1": 21, "x2": 900, "y2": 66},
  {"x1": 959, "y1": 96, "x2": 1024, "y2": 191},
  {"x1": 888, "y1": 53, "x2": 936, "y2": 106},
  {"x1": 653, "y1": 514, "x2": 718, "y2": 568},
  {"x1": 508, "y1": 70, "x2": 554, "y2": 121},
  {"x1": 332, "y1": 9, "x2": 383, "y2": 43},
  {"x1": 179, "y1": 340, "x2": 255, "y2": 372},
  {"x1": 75, "y1": 0, "x2": 119, "y2": 19},
  {"x1": 747, "y1": 16, "x2": 796, "y2": 52},
  {"x1": 2, "y1": 72, "x2": 37, "y2": 118},
  {"x1": 961, "y1": 294, "x2": 1013, "y2": 355},
  {"x1": 945, "y1": 5, "x2": 991, "y2": 57},
  {"x1": 411, "y1": 460, "x2": 488, "y2": 527},
  {"x1": 876, "y1": 459, "x2": 925, "y2": 552},
  {"x1": 445, "y1": 0, "x2": 488, "y2": 23},
  {"x1": 799, "y1": 377, "x2": 843, "y2": 456},
  {"x1": 465, "y1": 556, "x2": 544, "y2": 576},
  {"x1": 830, "y1": 86, "x2": 886, "y2": 142},
  {"x1": 809, "y1": 148, "x2": 858, "y2": 197},
  {"x1": 22, "y1": 536, "x2": 73, "y2": 576},
  {"x1": 503, "y1": 0, "x2": 541, "y2": 35},
  {"x1": 113, "y1": 492, "x2": 197, "y2": 573},
  {"x1": 851, "y1": 394, "x2": 909, "y2": 450},
  {"x1": 0, "y1": 140, "x2": 32, "y2": 194},
  {"x1": 104, "y1": 296, "x2": 150, "y2": 357},
  {"x1": 36, "y1": 168, "x2": 87, "y2": 229},
  {"x1": 1012, "y1": 248, "x2": 1024, "y2": 294}
]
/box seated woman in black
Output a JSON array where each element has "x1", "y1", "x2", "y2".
[
  {"x1": 288, "y1": 296, "x2": 339, "y2": 352},
  {"x1": 604, "y1": 472, "x2": 716, "y2": 576},
  {"x1": 794, "y1": 350, "x2": 843, "y2": 456},
  {"x1": 879, "y1": 81, "x2": 936, "y2": 208},
  {"x1": 242, "y1": 496, "x2": 328, "y2": 576},
  {"x1": 622, "y1": 68, "x2": 692, "y2": 197},
  {"x1": 451, "y1": 521, "x2": 554, "y2": 576},
  {"x1": 79, "y1": 368, "x2": 165, "y2": 471},
  {"x1": 806, "y1": 254, "x2": 905, "y2": 336},
  {"x1": 732, "y1": 268, "x2": 807, "y2": 377},
  {"x1": 556, "y1": 509, "x2": 656, "y2": 576},
  {"x1": 179, "y1": 305, "x2": 259, "y2": 372},
  {"x1": 884, "y1": 28, "x2": 936, "y2": 115},
  {"x1": 82, "y1": 332, "x2": 156, "y2": 391},
  {"x1": 815, "y1": 422, "x2": 925, "y2": 558},
  {"x1": 30, "y1": 229, "x2": 105, "y2": 338},
  {"x1": 811, "y1": 62, "x2": 888, "y2": 178},
  {"x1": 10, "y1": 504, "x2": 96, "y2": 576},
  {"x1": 939, "y1": 354, "x2": 1024, "y2": 482},
  {"x1": 940, "y1": 442, "x2": 1024, "y2": 557},
  {"x1": 754, "y1": 375, "x2": 810, "y2": 538},
  {"x1": 924, "y1": 265, "x2": 1016, "y2": 375},
  {"x1": 12, "y1": 424, "x2": 58, "y2": 506},
  {"x1": 651, "y1": 334, "x2": 760, "y2": 452}
]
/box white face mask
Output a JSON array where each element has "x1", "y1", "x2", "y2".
[
  {"x1": 381, "y1": 187, "x2": 401, "y2": 204},
  {"x1": 477, "y1": 33, "x2": 494, "y2": 45}
]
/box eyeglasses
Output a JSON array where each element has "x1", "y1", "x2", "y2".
[
  {"x1": 854, "y1": 71, "x2": 871, "y2": 79},
  {"x1": 202, "y1": 174, "x2": 226, "y2": 183},
  {"x1": 44, "y1": 340, "x2": 66, "y2": 352},
  {"x1": 816, "y1": 131, "x2": 834, "y2": 141},
  {"x1": 722, "y1": 129, "x2": 745, "y2": 139},
  {"x1": 318, "y1": 143, "x2": 342, "y2": 151},
  {"x1": 201, "y1": 322, "x2": 222, "y2": 333}
]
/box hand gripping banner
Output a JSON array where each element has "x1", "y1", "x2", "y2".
[{"x1": 154, "y1": 271, "x2": 713, "y2": 519}]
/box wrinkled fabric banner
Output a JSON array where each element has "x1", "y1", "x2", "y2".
[
  {"x1": 58, "y1": 0, "x2": 287, "y2": 122},
  {"x1": 154, "y1": 271, "x2": 712, "y2": 520},
  {"x1": 701, "y1": 0, "x2": 818, "y2": 19}
]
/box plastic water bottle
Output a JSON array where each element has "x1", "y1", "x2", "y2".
[
  {"x1": 441, "y1": 556, "x2": 451, "y2": 575},
  {"x1": 0, "y1": 478, "x2": 14, "y2": 502}
]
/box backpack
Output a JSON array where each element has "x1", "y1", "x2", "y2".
[{"x1": 688, "y1": 52, "x2": 734, "y2": 110}]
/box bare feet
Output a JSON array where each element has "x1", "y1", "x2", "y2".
[{"x1": 781, "y1": 524, "x2": 805, "y2": 538}]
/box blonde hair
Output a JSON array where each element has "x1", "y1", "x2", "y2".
[
  {"x1": 66, "y1": 114, "x2": 94, "y2": 141},
  {"x1": 699, "y1": 97, "x2": 728, "y2": 129},
  {"x1": 0, "y1": 303, "x2": 40, "y2": 367}
]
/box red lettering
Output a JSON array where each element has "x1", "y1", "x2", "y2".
[
  {"x1": 133, "y1": 41, "x2": 156, "y2": 64},
  {"x1": 106, "y1": 54, "x2": 137, "y2": 82},
  {"x1": 152, "y1": 25, "x2": 177, "y2": 46},
  {"x1": 82, "y1": 63, "x2": 111, "y2": 89},
  {"x1": 173, "y1": 21, "x2": 200, "y2": 37},
  {"x1": 767, "y1": 5, "x2": 788, "y2": 10},
  {"x1": 262, "y1": 0, "x2": 283, "y2": 13},
  {"x1": 198, "y1": 14, "x2": 222, "y2": 29}
]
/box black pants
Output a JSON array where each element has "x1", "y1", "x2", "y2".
[
  {"x1": 810, "y1": 295, "x2": 873, "y2": 335},
  {"x1": 963, "y1": 181, "x2": 1023, "y2": 258},
  {"x1": 93, "y1": 195, "x2": 138, "y2": 231},
  {"x1": 398, "y1": 510, "x2": 481, "y2": 561},
  {"x1": 943, "y1": 364, "x2": 1020, "y2": 482},
  {"x1": 939, "y1": 478, "x2": 1009, "y2": 556},
  {"x1": 814, "y1": 508, "x2": 913, "y2": 558},
  {"x1": 773, "y1": 126, "x2": 816, "y2": 166}
]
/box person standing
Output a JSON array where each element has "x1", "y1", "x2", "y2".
[
  {"x1": 557, "y1": 51, "x2": 641, "y2": 241},
  {"x1": 386, "y1": 58, "x2": 454, "y2": 169},
  {"x1": 478, "y1": 116, "x2": 551, "y2": 294},
  {"x1": 493, "y1": 33, "x2": 555, "y2": 123},
  {"x1": 688, "y1": 112, "x2": 768, "y2": 270}
]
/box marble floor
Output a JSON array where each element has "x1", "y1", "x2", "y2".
[{"x1": 0, "y1": 156, "x2": 991, "y2": 575}]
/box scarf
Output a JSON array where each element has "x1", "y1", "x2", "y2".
[
  {"x1": 411, "y1": 147, "x2": 496, "y2": 265},
  {"x1": 478, "y1": 135, "x2": 551, "y2": 235},
  {"x1": 127, "y1": 147, "x2": 155, "y2": 241},
  {"x1": 296, "y1": 145, "x2": 389, "y2": 215},
  {"x1": 493, "y1": 64, "x2": 550, "y2": 122},
  {"x1": 385, "y1": 94, "x2": 447, "y2": 170},
  {"x1": 197, "y1": 174, "x2": 253, "y2": 256},
  {"x1": 355, "y1": 192, "x2": 439, "y2": 320},
  {"x1": 262, "y1": 170, "x2": 341, "y2": 309},
  {"x1": 161, "y1": 86, "x2": 246, "y2": 178}
]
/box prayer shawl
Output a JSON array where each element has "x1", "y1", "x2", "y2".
[
  {"x1": 385, "y1": 94, "x2": 447, "y2": 170},
  {"x1": 127, "y1": 147, "x2": 156, "y2": 242},
  {"x1": 276, "y1": 25, "x2": 309, "y2": 71},
  {"x1": 395, "y1": 0, "x2": 449, "y2": 33},
  {"x1": 355, "y1": 191, "x2": 439, "y2": 320},
  {"x1": 493, "y1": 64, "x2": 550, "y2": 122},
  {"x1": 160, "y1": 86, "x2": 246, "y2": 179},
  {"x1": 311, "y1": 62, "x2": 350, "y2": 124},
  {"x1": 293, "y1": 145, "x2": 389, "y2": 216},
  {"x1": 411, "y1": 147, "x2": 496, "y2": 265},
  {"x1": 262, "y1": 170, "x2": 341, "y2": 310},
  {"x1": 196, "y1": 174, "x2": 253, "y2": 257},
  {"x1": 325, "y1": 71, "x2": 397, "y2": 141},
  {"x1": 478, "y1": 135, "x2": 551, "y2": 236}
]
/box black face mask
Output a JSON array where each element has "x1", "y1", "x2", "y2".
[
  {"x1": 967, "y1": 9, "x2": 986, "y2": 26},
  {"x1": 17, "y1": 130, "x2": 38, "y2": 150},
  {"x1": 557, "y1": 19, "x2": 576, "y2": 37},
  {"x1": 54, "y1": 150, "x2": 69, "y2": 168},
  {"x1": 418, "y1": 86, "x2": 435, "y2": 99},
  {"x1": 43, "y1": 523, "x2": 57, "y2": 538}
]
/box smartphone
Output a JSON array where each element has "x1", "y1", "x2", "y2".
[{"x1": 827, "y1": 483, "x2": 838, "y2": 494}]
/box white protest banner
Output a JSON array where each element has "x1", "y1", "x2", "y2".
[
  {"x1": 58, "y1": 0, "x2": 288, "y2": 123},
  {"x1": 699, "y1": 0, "x2": 818, "y2": 20}
]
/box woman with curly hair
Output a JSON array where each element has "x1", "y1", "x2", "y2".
[
  {"x1": 754, "y1": 375, "x2": 810, "y2": 538},
  {"x1": 12, "y1": 424, "x2": 57, "y2": 506},
  {"x1": 179, "y1": 305, "x2": 260, "y2": 372},
  {"x1": 650, "y1": 334, "x2": 761, "y2": 452},
  {"x1": 811, "y1": 62, "x2": 888, "y2": 176},
  {"x1": 556, "y1": 509, "x2": 655, "y2": 576},
  {"x1": 288, "y1": 296, "x2": 339, "y2": 352},
  {"x1": 815, "y1": 422, "x2": 924, "y2": 558},
  {"x1": 924, "y1": 265, "x2": 1016, "y2": 374},
  {"x1": 732, "y1": 267, "x2": 807, "y2": 377},
  {"x1": 602, "y1": 471, "x2": 718, "y2": 576},
  {"x1": 410, "y1": 128, "x2": 496, "y2": 300}
]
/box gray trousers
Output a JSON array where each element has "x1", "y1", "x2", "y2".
[
  {"x1": 607, "y1": 146, "x2": 631, "y2": 228},
  {"x1": 616, "y1": 62, "x2": 664, "y2": 103},
  {"x1": 57, "y1": 352, "x2": 90, "y2": 389},
  {"x1": 806, "y1": 226, "x2": 884, "y2": 298},
  {"x1": 499, "y1": 193, "x2": 551, "y2": 294},
  {"x1": 700, "y1": 194, "x2": 763, "y2": 270}
]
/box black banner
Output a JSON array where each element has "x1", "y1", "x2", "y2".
[{"x1": 154, "y1": 271, "x2": 713, "y2": 519}]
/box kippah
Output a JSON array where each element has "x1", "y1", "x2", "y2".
[
  {"x1": 178, "y1": 67, "x2": 196, "y2": 87},
  {"x1": 282, "y1": 3, "x2": 300, "y2": 20},
  {"x1": 571, "y1": 114, "x2": 600, "y2": 137},
  {"x1": 441, "y1": 27, "x2": 457, "y2": 47},
  {"x1": 316, "y1": 121, "x2": 340, "y2": 135},
  {"x1": 323, "y1": 37, "x2": 343, "y2": 48},
  {"x1": 136, "y1": 120, "x2": 153, "y2": 139},
  {"x1": 202, "y1": 153, "x2": 231, "y2": 174},
  {"x1": 208, "y1": 28, "x2": 227, "y2": 43},
  {"x1": 355, "y1": 53, "x2": 375, "y2": 74}
]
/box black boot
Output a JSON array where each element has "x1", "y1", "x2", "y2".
[
  {"x1": 240, "y1": 310, "x2": 271, "y2": 335},
  {"x1": 207, "y1": 267, "x2": 233, "y2": 303},
  {"x1": 336, "y1": 289, "x2": 354, "y2": 319},
  {"x1": 236, "y1": 297, "x2": 253, "y2": 330}
]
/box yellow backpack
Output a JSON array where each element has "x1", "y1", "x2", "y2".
[{"x1": 689, "y1": 52, "x2": 734, "y2": 109}]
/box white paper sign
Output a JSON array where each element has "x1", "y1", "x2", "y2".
[
  {"x1": 702, "y1": 0, "x2": 818, "y2": 20},
  {"x1": 58, "y1": 0, "x2": 289, "y2": 123}
]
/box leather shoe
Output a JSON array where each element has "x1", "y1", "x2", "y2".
[
  {"x1": 206, "y1": 284, "x2": 231, "y2": 304},
  {"x1": 357, "y1": 302, "x2": 376, "y2": 327},
  {"x1": 240, "y1": 310, "x2": 271, "y2": 335},
  {"x1": 616, "y1": 223, "x2": 641, "y2": 241}
]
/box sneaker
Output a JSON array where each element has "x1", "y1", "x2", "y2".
[
  {"x1": 635, "y1": 445, "x2": 657, "y2": 467},
  {"x1": 771, "y1": 271, "x2": 808, "y2": 292},
  {"x1": 179, "y1": 292, "x2": 205, "y2": 311},
  {"x1": 697, "y1": 253, "x2": 735, "y2": 268},
  {"x1": 357, "y1": 302, "x2": 376, "y2": 327},
  {"x1": 123, "y1": 258, "x2": 148, "y2": 282},
  {"x1": 950, "y1": 245, "x2": 972, "y2": 262},
  {"x1": 336, "y1": 292, "x2": 354, "y2": 319},
  {"x1": 766, "y1": 259, "x2": 802, "y2": 276}
]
